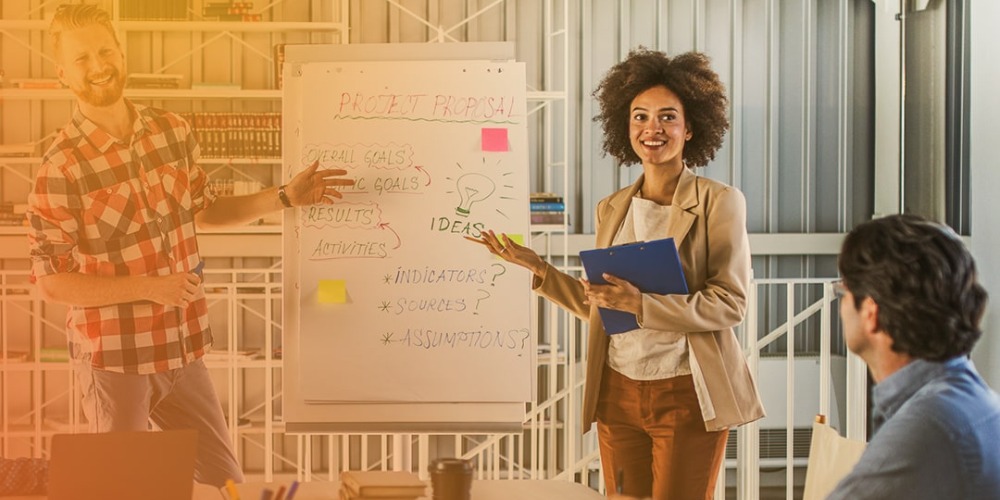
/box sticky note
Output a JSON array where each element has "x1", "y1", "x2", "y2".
[
  {"x1": 496, "y1": 234, "x2": 525, "y2": 256},
  {"x1": 481, "y1": 128, "x2": 509, "y2": 152},
  {"x1": 317, "y1": 279, "x2": 346, "y2": 304}
]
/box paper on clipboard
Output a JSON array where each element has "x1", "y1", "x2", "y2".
[{"x1": 579, "y1": 237, "x2": 688, "y2": 335}]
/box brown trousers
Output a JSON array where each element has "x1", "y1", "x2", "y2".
[{"x1": 596, "y1": 369, "x2": 728, "y2": 500}]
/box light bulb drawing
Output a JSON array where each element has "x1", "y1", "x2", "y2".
[{"x1": 454, "y1": 173, "x2": 495, "y2": 217}]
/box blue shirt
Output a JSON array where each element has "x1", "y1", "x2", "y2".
[{"x1": 828, "y1": 357, "x2": 1000, "y2": 500}]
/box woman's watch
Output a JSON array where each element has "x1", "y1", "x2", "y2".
[{"x1": 277, "y1": 185, "x2": 293, "y2": 208}]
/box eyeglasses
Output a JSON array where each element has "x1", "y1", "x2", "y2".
[{"x1": 831, "y1": 280, "x2": 848, "y2": 299}]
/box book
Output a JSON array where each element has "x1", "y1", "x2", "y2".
[
  {"x1": 121, "y1": 0, "x2": 187, "y2": 20},
  {"x1": 579, "y1": 238, "x2": 688, "y2": 334},
  {"x1": 180, "y1": 111, "x2": 281, "y2": 159},
  {"x1": 126, "y1": 73, "x2": 184, "y2": 89},
  {"x1": 529, "y1": 192, "x2": 563, "y2": 203},
  {"x1": 339, "y1": 484, "x2": 416, "y2": 500},
  {"x1": 10, "y1": 78, "x2": 63, "y2": 89},
  {"x1": 339, "y1": 471, "x2": 427, "y2": 498},
  {"x1": 274, "y1": 43, "x2": 287, "y2": 90},
  {"x1": 530, "y1": 211, "x2": 566, "y2": 225},
  {"x1": 39, "y1": 347, "x2": 70, "y2": 362},
  {"x1": 530, "y1": 201, "x2": 565, "y2": 211},
  {"x1": 1, "y1": 350, "x2": 29, "y2": 363}
]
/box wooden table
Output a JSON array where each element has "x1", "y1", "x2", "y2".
[
  {"x1": 233, "y1": 479, "x2": 604, "y2": 500},
  {"x1": 7, "y1": 483, "x2": 225, "y2": 500}
]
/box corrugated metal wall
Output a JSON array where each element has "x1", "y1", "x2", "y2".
[
  {"x1": 2, "y1": 0, "x2": 877, "y2": 351},
  {"x1": 352, "y1": 0, "x2": 877, "y2": 354}
]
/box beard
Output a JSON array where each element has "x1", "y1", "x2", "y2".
[{"x1": 71, "y1": 69, "x2": 126, "y2": 107}]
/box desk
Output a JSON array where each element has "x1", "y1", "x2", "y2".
[
  {"x1": 7, "y1": 483, "x2": 224, "y2": 500},
  {"x1": 234, "y1": 479, "x2": 604, "y2": 500}
]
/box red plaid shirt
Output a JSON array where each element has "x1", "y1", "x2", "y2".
[{"x1": 27, "y1": 101, "x2": 217, "y2": 374}]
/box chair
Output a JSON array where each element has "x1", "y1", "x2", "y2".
[{"x1": 802, "y1": 414, "x2": 867, "y2": 500}]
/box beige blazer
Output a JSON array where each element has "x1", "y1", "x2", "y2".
[{"x1": 534, "y1": 167, "x2": 765, "y2": 431}]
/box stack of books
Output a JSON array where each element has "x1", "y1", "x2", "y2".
[
  {"x1": 120, "y1": 0, "x2": 187, "y2": 20},
  {"x1": 203, "y1": 1, "x2": 262, "y2": 22},
  {"x1": 338, "y1": 471, "x2": 427, "y2": 500},
  {"x1": 530, "y1": 192, "x2": 567, "y2": 226},
  {"x1": 180, "y1": 112, "x2": 281, "y2": 159},
  {"x1": 273, "y1": 44, "x2": 287, "y2": 90}
]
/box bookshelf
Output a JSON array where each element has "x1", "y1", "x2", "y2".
[
  {"x1": 0, "y1": 88, "x2": 282, "y2": 100},
  {"x1": 0, "y1": 0, "x2": 347, "y2": 479},
  {"x1": 1, "y1": 0, "x2": 581, "y2": 487}
]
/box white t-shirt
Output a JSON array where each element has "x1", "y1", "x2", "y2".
[{"x1": 606, "y1": 195, "x2": 691, "y2": 381}]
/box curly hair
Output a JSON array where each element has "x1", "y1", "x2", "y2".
[
  {"x1": 593, "y1": 48, "x2": 729, "y2": 167},
  {"x1": 838, "y1": 214, "x2": 988, "y2": 360}
]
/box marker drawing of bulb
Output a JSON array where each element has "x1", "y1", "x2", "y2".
[{"x1": 454, "y1": 173, "x2": 495, "y2": 217}]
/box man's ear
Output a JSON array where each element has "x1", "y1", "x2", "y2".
[
  {"x1": 859, "y1": 296, "x2": 880, "y2": 335},
  {"x1": 55, "y1": 63, "x2": 66, "y2": 86}
]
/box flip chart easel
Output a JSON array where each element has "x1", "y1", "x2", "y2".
[{"x1": 281, "y1": 42, "x2": 533, "y2": 434}]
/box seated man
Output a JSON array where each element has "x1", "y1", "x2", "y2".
[{"x1": 828, "y1": 214, "x2": 1000, "y2": 499}]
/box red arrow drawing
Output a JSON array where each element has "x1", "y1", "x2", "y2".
[
  {"x1": 379, "y1": 222, "x2": 402, "y2": 249},
  {"x1": 414, "y1": 165, "x2": 431, "y2": 186}
]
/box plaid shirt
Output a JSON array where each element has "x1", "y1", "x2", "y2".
[{"x1": 27, "y1": 101, "x2": 217, "y2": 374}]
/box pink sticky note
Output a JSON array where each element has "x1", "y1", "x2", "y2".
[{"x1": 481, "y1": 128, "x2": 509, "y2": 152}]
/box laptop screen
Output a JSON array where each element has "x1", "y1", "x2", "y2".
[{"x1": 49, "y1": 430, "x2": 198, "y2": 500}]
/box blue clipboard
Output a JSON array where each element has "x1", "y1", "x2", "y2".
[{"x1": 579, "y1": 237, "x2": 688, "y2": 335}]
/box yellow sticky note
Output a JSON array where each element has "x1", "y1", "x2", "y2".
[
  {"x1": 317, "y1": 279, "x2": 346, "y2": 304},
  {"x1": 505, "y1": 234, "x2": 525, "y2": 247},
  {"x1": 494, "y1": 234, "x2": 525, "y2": 259}
]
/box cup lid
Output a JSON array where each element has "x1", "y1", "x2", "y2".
[{"x1": 429, "y1": 458, "x2": 472, "y2": 472}]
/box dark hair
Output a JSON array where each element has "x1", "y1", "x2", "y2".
[
  {"x1": 592, "y1": 48, "x2": 729, "y2": 167},
  {"x1": 838, "y1": 214, "x2": 988, "y2": 360}
]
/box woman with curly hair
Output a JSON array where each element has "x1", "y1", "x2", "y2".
[{"x1": 470, "y1": 48, "x2": 764, "y2": 499}]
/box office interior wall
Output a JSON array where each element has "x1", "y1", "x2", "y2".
[
  {"x1": 0, "y1": 0, "x2": 881, "y2": 377},
  {"x1": 579, "y1": 0, "x2": 875, "y2": 238},
  {"x1": 904, "y1": 2, "x2": 947, "y2": 222},
  {"x1": 969, "y1": 0, "x2": 1000, "y2": 391},
  {"x1": 576, "y1": 0, "x2": 876, "y2": 355}
]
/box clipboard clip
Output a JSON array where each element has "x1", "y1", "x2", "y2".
[{"x1": 607, "y1": 240, "x2": 644, "y2": 255}]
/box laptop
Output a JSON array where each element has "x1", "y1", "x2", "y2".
[{"x1": 49, "y1": 429, "x2": 198, "y2": 500}]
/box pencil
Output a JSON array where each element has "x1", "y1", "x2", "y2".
[
  {"x1": 225, "y1": 479, "x2": 241, "y2": 500},
  {"x1": 273, "y1": 485, "x2": 286, "y2": 500},
  {"x1": 285, "y1": 480, "x2": 300, "y2": 500}
]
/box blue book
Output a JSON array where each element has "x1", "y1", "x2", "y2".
[
  {"x1": 530, "y1": 201, "x2": 565, "y2": 211},
  {"x1": 579, "y1": 238, "x2": 688, "y2": 334}
]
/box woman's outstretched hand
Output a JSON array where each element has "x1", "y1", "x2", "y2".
[{"x1": 465, "y1": 230, "x2": 547, "y2": 277}]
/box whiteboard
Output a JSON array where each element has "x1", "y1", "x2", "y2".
[{"x1": 282, "y1": 45, "x2": 533, "y2": 430}]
